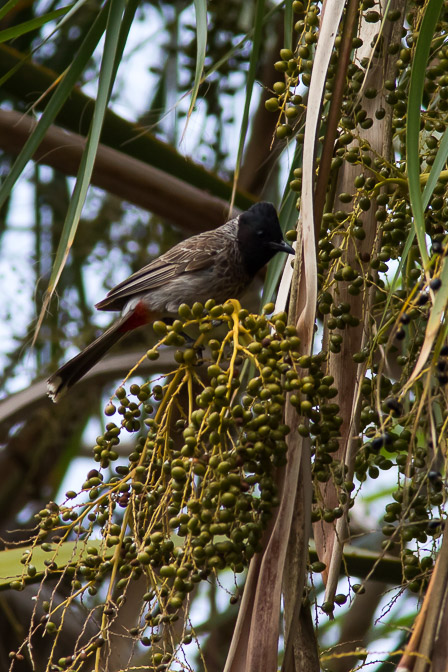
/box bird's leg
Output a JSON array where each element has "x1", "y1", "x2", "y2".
[{"x1": 194, "y1": 344, "x2": 205, "y2": 365}]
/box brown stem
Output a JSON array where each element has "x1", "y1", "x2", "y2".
[{"x1": 313, "y1": 0, "x2": 360, "y2": 239}]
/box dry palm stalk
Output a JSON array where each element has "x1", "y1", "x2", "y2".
[{"x1": 315, "y1": 3, "x2": 404, "y2": 608}]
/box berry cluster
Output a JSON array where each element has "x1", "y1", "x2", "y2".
[{"x1": 14, "y1": 301, "x2": 303, "y2": 669}]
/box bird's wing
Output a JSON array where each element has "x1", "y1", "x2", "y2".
[{"x1": 95, "y1": 229, "x2": 226, "y2": 310}]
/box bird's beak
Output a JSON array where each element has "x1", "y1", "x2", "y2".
[{"x1": 269, "y1": 239, "x2": 295, "y2": 255}]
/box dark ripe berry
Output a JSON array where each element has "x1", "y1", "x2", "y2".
[
  {"x1": 428, "y1": 471, "x2": 442, "y2": 484},
  {"x1": 440, "y1": 345, "x2": 448, "y2": 356},
  {"x1": 371, "y1": 433, "x2": 393, "y2": 450},
  {"x1": 400, "y1": 313, "x2": 410, "y2": 325},
  {"x1": 427, "y1": 520, "x2": 443, "y2": 532},
  {"x1": 432, "y1": 240, "x2": 443, "y2": 254},
  {"x1": 385, "y1": 397, "x2": 403, "y2": 415},
  {"x1": 430, "y1": 277, "x2": 442, "y2": 290},
  {"x1": 437, "y1": 359, "x2": 448, "y2": 372},
  {"x1": 395, "y1": 327, "x2": 406, "y2": 340},
  {"x1": 417, "y1": 292, "x2": 429, "y2": 305}
]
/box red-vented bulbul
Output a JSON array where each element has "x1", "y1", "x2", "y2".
[{"x1": 47, "y1": 202, "x2": 294, "y2": 402}]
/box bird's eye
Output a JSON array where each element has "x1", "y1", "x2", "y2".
[{"x1": 257, "y1": 230, "x2": 265, "y2": 237}]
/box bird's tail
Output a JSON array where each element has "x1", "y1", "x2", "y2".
[{"x1": 47, "y1": 320, "x2": 125, "y2": 403}]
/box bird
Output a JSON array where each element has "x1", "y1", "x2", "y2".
[{"x1": 47, "y1": 202, "x2": 294, "y2": 402}]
